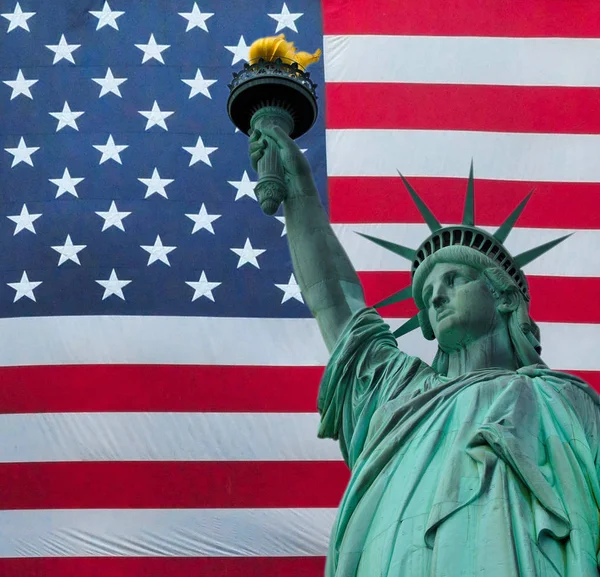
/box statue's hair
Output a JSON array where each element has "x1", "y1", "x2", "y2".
[{"x1": 411, "y1": 246, "x2": 544, "y2": 375}]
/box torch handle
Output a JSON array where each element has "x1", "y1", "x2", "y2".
[
  {"x1": 251, "y1": 106, "x2": 294, "y2": 216},
  {"x1": 255, "y1": 136, "x2": 287, "y2": 215}
]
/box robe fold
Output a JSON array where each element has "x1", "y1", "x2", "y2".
[{"x1": 318, "y1": 308, "x2": 600, "y2": 576}]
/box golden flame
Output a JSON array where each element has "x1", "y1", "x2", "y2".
[{"x1": 248, "y1": 34, "x2": 321, "y2": 70}]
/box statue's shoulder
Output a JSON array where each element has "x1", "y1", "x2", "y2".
[{"x1": 517, "y1": 364, "x2": 600, "y2": 407}]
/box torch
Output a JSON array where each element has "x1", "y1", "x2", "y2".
[{"x1": 227, "y1": 34, "x2": 321, "y2": 215}]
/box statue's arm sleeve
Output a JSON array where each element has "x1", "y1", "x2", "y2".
[{"x1": 317, "y1": 307, "x2": 428, "y2": 466}]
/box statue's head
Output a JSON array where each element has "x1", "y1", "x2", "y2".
[
  {"x1": 417, "y1": 253, "x2": 519, "y2": 349},
  {"x1": 360, "y1": 166, "x2": 571, "y2": 375},
  {"x1": 413, "y1": 245, "x2": 543, "y2": 374}
]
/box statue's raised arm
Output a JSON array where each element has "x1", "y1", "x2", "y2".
[{"x1": 249, "y1": 125, "x2": 366, "y2": 351}]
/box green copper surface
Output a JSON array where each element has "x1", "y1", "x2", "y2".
[
  {"x1": 373, "y1": 284, "x2": 412, "y2": 308},
  {"x1": 493, "y1": 190, "x2": 533, "y2": 243},
  {"x1": 247, "y1": 126, "x2": 600, "y2": 577},
  {"x1": 397, "y1": 170, "x2": 442, "y2": 232},
  {"x1": 355, "y1": 232, "x2": 416, "y2": 262},
  {"x1": 391, "y1": 312, "x2": 420, "y2": 337},
  {"x1": 462, "y1": 160, "x2": 475, "y2": 226},
  {"x1": 514, "y1": 233, "x2": 573, "y2": 268},
  {"x1": 249, "y1": 106, "x2": 294, "y2": 215}
]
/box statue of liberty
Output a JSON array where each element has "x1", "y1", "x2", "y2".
[{"x1": 249, "y1": 126, "x2": 600, "y2": 576}]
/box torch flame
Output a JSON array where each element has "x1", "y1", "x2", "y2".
[{"x1": 248, "y1": 34, "x2": 321, "y2": 70}]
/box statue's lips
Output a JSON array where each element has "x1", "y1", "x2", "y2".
[{"x1": 436, "y1": 308, "x2": 453, "y2": 321}]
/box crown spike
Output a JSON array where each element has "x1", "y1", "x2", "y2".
[
  {"x1": 356, "y1": 232, "x2": 417, "y2": 261},
  {"x1": 397, "y1": 170, "x2": 441, "y2": 232},
  {"x1": 493, "y1": 190, "x2": 534, "y2": 243},
  {"x1": 373, "y1": 285, "x2": 412, "y2": 309},
  {"x1": 514, "y1": 233, "x2": 572, "y2": 268},
  {"x1": 462, "y1": 160, "x2": 475, "y2": 226},
  {"x1": 392, "y1": 314, "x2": 421, "y2": 338}
]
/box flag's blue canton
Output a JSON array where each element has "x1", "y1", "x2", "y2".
[{"x1": 0, "y1": 0, "x2": 327, "y2": 318}]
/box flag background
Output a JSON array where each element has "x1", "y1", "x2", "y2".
[{"x1": 0, "y1": 0, "x2": 599, "y2": 575}]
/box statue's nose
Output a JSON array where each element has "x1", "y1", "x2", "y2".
[{"x1": 432, "y1": 294, "x2": 449, "y2": 309}]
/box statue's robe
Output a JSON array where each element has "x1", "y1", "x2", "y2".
[{"x1": 318, "y1": 309, "x2": 600, "y2": 576}]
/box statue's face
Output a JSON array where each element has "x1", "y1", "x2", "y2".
[{"x1": 422, "y1": 262, "x2": 500, "y2": 350}]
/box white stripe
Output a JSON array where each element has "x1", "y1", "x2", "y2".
[
  {"x1": 0, "y1": 316, "x2": 596, "y2": 370},
  {"x1": 333, "y1": 223, "x2": 598, "y2": 277},
  {"x1": 0, "y1": 412, "x2": 341, "y2": 463},
  {"x1": 0, "y1": 508, "x2": 335, "y2": 557},
  {"x1": 0, "y1": 315, "x2": 328, "y2": 366},
  {"x1": 324, "y1": 35, "x2": 600, "y2": 87},
  {"x1": 326, "y1": 129, "x2": 600, "y2": 182}
]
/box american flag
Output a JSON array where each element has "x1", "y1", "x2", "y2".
[{"x1": 0, "y1": 0, "x2": 598, "y2": 575}]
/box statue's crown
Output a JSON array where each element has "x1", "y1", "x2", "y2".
[{"x1": 360, "y1": 163, "x2": 571, "y2": 337}]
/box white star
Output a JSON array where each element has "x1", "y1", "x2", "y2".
[
  {"x1": 225, "y1": 35, "x2": 250, "y2": 65},
  {"x1": 1, "y1": 2, "x2": 35, "y2": 33},
  {"x1": 228, "y1": 170, "x2": 257, "y2": 201},
  {"x1": 135, "y1": 34, "x2": 170, "y2": 64},
  {"x1": 141, "y1": 235, "x2": 176, "y2": 266},
  {"x1": 92, "y1": 67, "x2": 127, "y2": 97},
  {"x1": 49, "y1": 101, "x2": 84, "y2": 131},
  {"x1": 3, "y1": 69, "x2": 38, "y2": 100},
  {"x1": 7, "y1": 204, "x2": 41, "y2": 235},
  {"x1": 230, "y1": 238, "x2": 266, "y2": 269},
  {"x1": 7, "y1": 271, "x2": 41, "y2": 302},
  {"x1": 138, "y1": 168, "x2": 174, "y2": 199},
  {"x1": 181, "y1": 68, "x2": 216, "y2": 99},
  {"x1": 93, "y1": 134, "x2": 128, "y2": 164},
  {"x1": 268, "y1": 3, "x2": 303, "y2": 33},
  {"x1": 275, "y1": 216, "x2": 287, "y2": 236},
  {"x1": 186, "y1": 203, "x2": 221, "y2": 234},
  {"x1": 51, "y1": 234, "x2": 86, "y2": 266},
  {"x1": 182, "y1": 136, "x2": 217, "y2": 167},
  {"x1": 186, "y1": 271, "x2": 221, "y2": 302},
  {"x1": 45, "y1": 34, "x2": 80, "y2": 64},
  {"x1": 5, "y1": 137, "x2": 39, "y2": 167},
  {"x1": 89, "y1": 1, "x2": 124, "y2": 30},
  {"x1": 275, "y1": 273, "x2": 303, "y2": 303},
  {"x1": 49, "y1": 167, "x2": 84, "y2": 198},
  {"x1": 96, "y1": 269, "x2": 131, "y2": 300},
  {"x1": 95, "y1": 201, "x2": 131, "y2": 231},
  {"x1": 179, "y1": 3, "x2": 213, "y2": 32},
  {"x1": 138, "y1": 100, "x2": 174, "y2": 131}
]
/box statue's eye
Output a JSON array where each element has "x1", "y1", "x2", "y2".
[{"x1": 453, "y1": 274, "x2": 469, "y2": 286}]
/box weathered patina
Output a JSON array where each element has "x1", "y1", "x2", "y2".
[{"x1": 248, "y1": 125, "x2": 600, "y2": 576}]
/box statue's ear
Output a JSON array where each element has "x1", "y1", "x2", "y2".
[{"x1": 496, "y1": 287, "x2": 519, "y2": 314}]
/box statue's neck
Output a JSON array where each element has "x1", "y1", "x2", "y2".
[{"x1": 445, "y1": 325, "x2": 519, "y2": 378}]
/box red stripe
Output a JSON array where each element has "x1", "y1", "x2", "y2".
[
  {"x1": 528, "y1": 276, "x2": 600, "y2": 325},
  {"x1": 322, "y1": 0, "x2": 600, "y2": 37},
  {"x1": 0, "y1": 461, "x2": 348, "y2": 509},
  {"x1": 0, "y1": 310, "x2": 597, "y2": 415},
  {"x1": 0, "y1": 557, "x2": 325, "y2": 577},
  {"x1": 329, "y1": 176, "x2": 600, "y2": 229},
  {"x1": 0, "y1": 365, "x2": 323, "y2": 414},
  {"x1": 565, "y1": 370, "x2": 600, "y2": 392},
  {"x1": 326, "y1": 84, "x2": 600, "y2": 134},
  {"x1": 359, "y1": 271, "x2": 600, "y2": 325}
]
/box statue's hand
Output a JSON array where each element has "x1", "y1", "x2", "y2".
[{"x1": 249, "y1": 125, "x2": 314, "y2": 200}]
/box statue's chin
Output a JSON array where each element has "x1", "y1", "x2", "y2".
[{"x1": 435, "y1": 320, "x2": 467, "y2": 351}]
